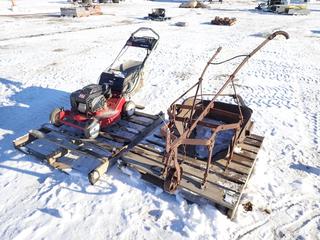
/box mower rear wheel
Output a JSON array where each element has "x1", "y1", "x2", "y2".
[
  {"x1": 84, "y1": 119, "x2": 100, "y2": 139},
  {"x1": 50, "y1": 108, "x2": 62, "y2": 127},
  {"x1": 123, "y1": 101, "x2": 136, "y2": 118}
]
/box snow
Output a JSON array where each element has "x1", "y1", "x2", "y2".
[{"x1": 1, "y1": 0, "x2": 320, "y2": 239}]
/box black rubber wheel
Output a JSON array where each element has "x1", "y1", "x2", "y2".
[
  {"x1": 122, "y1": 101, "x2": 136, "y2": 118},
  {"x1": 84, "y1": 119, "x2": 100, "y2": 139},
  {"x1": 50, "y1": 108, "x2": 62, "y2": 127}
]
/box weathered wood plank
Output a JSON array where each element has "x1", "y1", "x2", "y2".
[
  {"x1": 236, "y1": 149, "x2": 256, "y2": 161},
  {"x1": 123, "y1": 154, "x2": 237, "y2": 209},
  {"x1": 127, "y1": 117, "x2": 152, "y2": 127},
  {"x1": 117, "y1": 119, "x2": 145, "y2": 132},
  {"x1": 215, "y1": 158, "x2": 251, "y2": 175},
  {"x1": 134, "y1": 111, "x2": 162, "y2": 120},
  {"x1": 137, "y1": 143, "x2": 248, "y2": 184},
  {"x1": 179, "y1": 153, "x2": 248, "y2": 182},
  {"x1": 247, "y1": 134, "x2": 264, "y2": 142},
  {"x1": 145, "y1": 138, "x2": 166, "y2": 148},
  {"x1": 243, "y1": 137, "x2": 263, "y2": 148},
  {"x1": 231, "y1": 154, "x2": 253, "y2": 168},
  {"x1": 227, "y1": 135, "x2": 264, "y2": 219},
  {"x1": 238, "y1": 142, "x2": 260, "y2": 153},
  {"x1": 99, "y1": 132, "x2": 131, "y2": 144},
  {"x1": 130, "y1": 147, "x2": 242, "y2": 193}
]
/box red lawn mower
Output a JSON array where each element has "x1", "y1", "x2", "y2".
[{"x1": 50, "y1": 27, "x2": 159, "y2": 138}]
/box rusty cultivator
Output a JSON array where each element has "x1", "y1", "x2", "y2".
[
  {"x1": 121, "y1": 31, "x2": 289, "y2": 218},
  {"x1": 161, "y1": 31, "x2": 289, "y2": 192}
]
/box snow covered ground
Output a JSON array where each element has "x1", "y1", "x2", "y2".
[{"x1": 0, "y1": 0, "x2": 319, "y2": 239}]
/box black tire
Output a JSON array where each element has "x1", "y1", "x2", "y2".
[
  {"x1": 50, "y1": 108, "x2": 62, "y2": 127},
  {"x1": 122, "y1": 101, "x2": 136, "y2": 118},
  {"x1": 84, "y1": 119, "x2": 100, "y2": 139}
]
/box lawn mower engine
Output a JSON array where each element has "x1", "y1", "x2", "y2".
[
  {"x1": 70, "y1": 84, "x2": 110, "y2": 116},
  {"x1": 50, "y1": 83, "x2": 136, "y2": 139}
]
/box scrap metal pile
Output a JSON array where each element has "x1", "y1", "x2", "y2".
[{"x1": 13, "y1": 31, "x2": 289, "y2": 218}]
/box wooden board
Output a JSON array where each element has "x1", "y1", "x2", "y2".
[
  {"x1": 120, "y1": 126, "x2": 264, "y2": 219},
  {"x1": 60, "y1": 5, "x2": 102, "y2": 18}
]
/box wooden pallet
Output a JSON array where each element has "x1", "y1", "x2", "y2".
[
  {"x1": 13, "y1": 111, "x2": 163, "y2": 176},
  {"x1": 120, "y1": 127, "x2": 264, "y2": 219},
  {"x1": 60, "y1": 5, "x2": 102, "y2": 18}
]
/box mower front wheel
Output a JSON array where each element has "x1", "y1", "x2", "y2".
[
  {"x1": 123, "y1": 101, "x2": 136, "y2": 118},
  {"x1": 84, "y1": 119, "x2": 100, "y2": 139},
  {"x1": 50, "y1": 108, "x2": 63, "y2": 127}
]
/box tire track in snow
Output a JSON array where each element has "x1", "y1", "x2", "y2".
[{"x1": 0, "y1": 20, "x2": 144, "y2": 42}]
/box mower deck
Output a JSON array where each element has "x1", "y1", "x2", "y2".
[
  {"x1": 14, "y1": 111, "x2": 163, "y2": 177},
  {"x1": 120, "y1": 126, "x2": 263, "y2": 219}
]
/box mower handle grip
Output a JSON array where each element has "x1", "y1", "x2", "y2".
[
  {"x1": 268, "y1": 31, "x2": 289, "y2": 40},
  {"x1": 131, "y1": 27, "x2": 160, "y2": 40}
]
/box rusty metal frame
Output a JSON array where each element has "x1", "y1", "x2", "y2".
[{"x1": 162, "y1": 31, "x2": 289, "y2": 192}]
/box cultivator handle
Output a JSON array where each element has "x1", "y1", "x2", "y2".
[{"x1": 268, "y1": 31, "x2": 290, "y2": 40}]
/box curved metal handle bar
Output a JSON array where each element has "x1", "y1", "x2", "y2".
[
  {"x1": 210, "y1": 32, "x2": 289, "y2": 66},
  {"x1": 268, "y1": 30, "x2": 289, "y2": 40},
  {"x1": 227, "y1": 30, "x2": 289, "y2": 82},
  {"x1": 106, "y1": 28, "x2": 160, "y2": 72},
  {"x1": 131, "y1": 27, "x2": 160, "y2": 40}
]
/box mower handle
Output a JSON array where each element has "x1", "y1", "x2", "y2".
[{"x1": 131, "y1": 27, "x2": 160, "y2": 41}]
